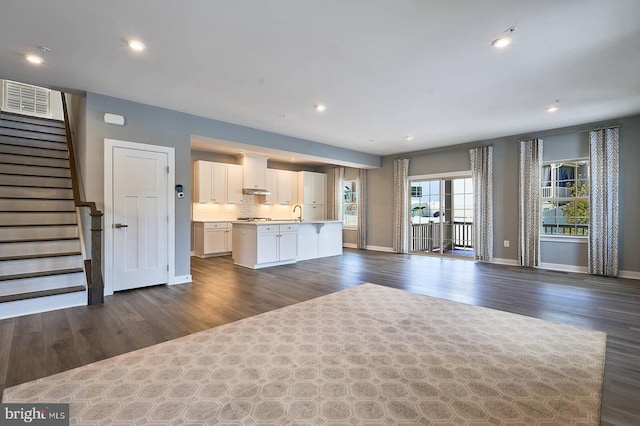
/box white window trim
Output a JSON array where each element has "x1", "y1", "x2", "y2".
[{"x1": 540, "y1": 158, "x2": 589, "y2": 239}]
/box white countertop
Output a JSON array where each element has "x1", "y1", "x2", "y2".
[{"x1": 232, "y1": 220, "x2": 342, "y2": 225}]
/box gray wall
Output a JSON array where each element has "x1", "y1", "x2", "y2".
[
  {"x1": 81, "y1": 93, "x2": 380, "y2": 278},
  {"x1": 366, "y1": 114, "x2": 640, "y2": 273}
]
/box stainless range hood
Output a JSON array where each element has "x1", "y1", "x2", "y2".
[
  {"x1": 240, "y1": 155, "x2": 271, "y2": 195},
  {"x1": 242, "y1": 187, "x2": 270, "y2": 195}
]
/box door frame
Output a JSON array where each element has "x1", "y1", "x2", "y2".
[
  {"x1": 407, "y1": 170, "x2": 471, "y2": 257},
  {"x1": 104, "y1": 138, "x2": 176, "y2": 296}
]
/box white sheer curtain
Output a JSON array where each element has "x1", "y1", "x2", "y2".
[
  {"x1": 332, "y1": 166, "x2": 344, "y2": 221},
  {"x1": 357, "y1": 169, "x2": 367, "y2": 249},
  {"x1": 469, "y1": 146, "x2": 493, "y2": 262},
  {"x1": 393, "y1": 158, "x2": 409, "y2": 253},
  {"x1": 518, "y1": 139, "x2": 543, "y2": 267},
  {"x1": 589, "y1": 127, "x2": 619, "y2": 276}
]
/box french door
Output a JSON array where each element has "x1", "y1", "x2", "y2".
[{"x1": 409, "y1": 175, "x2": 474, "y2": 257}]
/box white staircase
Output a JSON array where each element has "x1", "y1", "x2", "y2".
[{"x1": 0, "y1": 111, "x2": 86, "y2": 317}]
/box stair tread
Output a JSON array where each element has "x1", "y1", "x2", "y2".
[
  {"x1": 0, "y1": 138, "x2": 68, "y2": 151},
  {"x1": 0, "y1": 161, "x2": 70, "y2": 170},
  {"x1": 0, "y1": 111, "x2": 66, "y2": 127},
  {"x1": 0, "y1": 268, "x2": 84, "y2": 282},
  {"x1": 1, "y1": 236, "x2": 79, "y2": 243},
  {"x1": 0, "y1": 285, "x2": 85, "y2": 303},
  {"x1": 0, "y1": 145, "x2": 69, "y2": 159},
  {"x1": 0, "y1": 196, "x2": 74, "y2": 201},
  {"x1": 0, "y1": 183, "x2": 73, "y2": 189},
  {"x1": 0, "y1": 172, "x2": 71, "y2": 178},
  {"x1": 0, "y1": 223, "x2": 77, "y2": 228},
  {"x1": 0, "y1": 251, "x2": 82, "y2": 261}
]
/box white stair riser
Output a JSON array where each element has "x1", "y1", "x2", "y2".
[
  {"x1": 0, "y1": 186, "x2": 73, "y2": 199},
  {"x1": 0, "y1": 290, "x2": 86, "y2": 320},
  {"x1": 0, "y1": 174, "x2": 71, "y2": 188},
  {"x1": 0, "y1": 239, "x2": 80, "y2": 256},
  {"x1": 0, "y1": 225, "x2": 78, "y2": 240},
  {"x1": 0, "y1": 212, "x2": 77, "y2": 226},
  {"x1": 1, "y1": 255, "x2": 83, "y2": 275},
  {"x1": 0, "y1": 144, "x2": 69, "y2": 159},
  {"x1": 0, "y1": 272, "x2": 85, "y2": 297},
  {"x1": 0, "y1": 153, "x2": 69, "y2": 168},
  {"x1": 0, "y1": 199, "x2": 75, "y2": 211},
  {"x1": 1, "y1": 163, "x2": 70, "y2": 178}
]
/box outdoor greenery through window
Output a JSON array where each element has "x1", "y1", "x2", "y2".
[
  {"x1": 541, "y1": 159, "x2": 589, "y2": 236},
  {"x1": 343, "y1": 180, "x2": 357, "y2": 227}
]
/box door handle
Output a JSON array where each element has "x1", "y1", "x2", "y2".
[{"x1": 113, "y1": 223, "x2": 129, "y2": 229}]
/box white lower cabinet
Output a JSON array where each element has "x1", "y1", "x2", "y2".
[
  {"x1": 297, "y1": 222, "x2": 343, "y2": 261},
  {"x1": 234, "y1": 223, "x2": 298, "y2": 269},
  {"x1": 194, "y1": 222, "x2": 232, "y2": 257}
]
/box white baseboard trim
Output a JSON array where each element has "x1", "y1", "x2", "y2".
[
  {"x1": 343, "y1": 244, "x2": 395, "y2": 252},
  {"x1": 538, "y1": 262, "x2": 588, "y2": 274},
  {"x1": 170, "y1": 274, "x2": 193, "y2": 285},
  {"x1": 190, "y1": 250, "x2": 195, "y2": 256},
  {"x1": 493, "y1": 258, "x2": 519, "y2": 266},
  {"x1": 0, "y1": 290, "x2": 87, "y2": 320},
  {"x1": 619, "y1": 270, "x2": 640, "y2": 280},
  {"x1": 366, "y1": 245, "x2": 395, "y2": 253}
]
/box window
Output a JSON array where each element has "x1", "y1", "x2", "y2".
[
  {"x1": 541, "y1": 159, "x2": 589, "y2": 236},
  {"x1": 343, "y1": 180, "x2": 357, "y2": 227}
]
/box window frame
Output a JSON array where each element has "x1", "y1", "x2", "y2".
[
  {"x1": 540, "y1": 158, "x2": 589, "y2": 240},
  {"x1": 342, "y1": 179, "x2": 358, "y2": 229}
]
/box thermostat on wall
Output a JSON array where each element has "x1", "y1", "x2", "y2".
[{"x1": 104, "y1": 113, "x2": 125, "y2": 126}]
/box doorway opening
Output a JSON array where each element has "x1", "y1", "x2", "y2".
[{"x1": 409, "y1": 175, "x2": 474, "y2": 258}]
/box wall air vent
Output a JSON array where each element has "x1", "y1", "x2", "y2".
[{"x1": 2, "y1": 80, "x2": 51, "y2": 117}]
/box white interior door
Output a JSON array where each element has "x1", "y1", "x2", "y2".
[{"x1": 112, "y1": 146, "x2": 169, "y2": 291}]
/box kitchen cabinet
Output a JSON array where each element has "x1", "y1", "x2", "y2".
[
  {"x1": 241, "y1": 155, "x2": 268, "y2": 190},
  {"x1": 298, "y1": 171, "x2": 326, "y2": 205},
  {"x1": 194, "y1": 222, "x2": 232, "y2": 257},
  {"x1": 233, "y1": 223, "x2": 298, "y2": 269},
  {"x1": 278, "y1": 170, "x2": 297, "y2": 205},
  {"x1": 265, "y1": 169, "x2": 298, "y2": 205},
  {"x1": 194, "y1": 160, "x2": 243, "y2": 204},
  {"x1": 303, "y1": 204, "x2": 325, "y2": 221}
]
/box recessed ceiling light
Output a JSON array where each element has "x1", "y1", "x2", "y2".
[
  {"x1": 492, "y1": 26, "x2": 517, "y2": 48},
  {"x1": 314, "y1": 104, "x2": 326, "y2": 112},
  {"x1": 405, "y1": 135, "x2": 414, "y2": 141},
  {"x1": 546, "y1": 100, "x2": 560, "y2": 112},
  {"x1": 492, "y1": 37, "x2": 511, "y2": 48},
  {"x1": 25, "y1": 54, "x2": 43, "y2": 64},
  {"x1": 128, "y1": 40, "x2": 145, "y2": 51}
]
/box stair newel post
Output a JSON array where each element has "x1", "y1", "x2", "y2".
[{"x1": 88, "y1": 211, "x2": 104, "y2": 305}]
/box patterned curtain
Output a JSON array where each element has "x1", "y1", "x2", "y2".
[
  {"x1": 332, "y1": 166, "x2": 344, "y2": 221},
  {"x1": 469, "y1": 146, "x2": 493, "y2": 262},
  {"x1": 518, "y1": 139, "x2": 543, "y2": 267},
  {"x1": 393, "y1": 158, "x2": 410, "y2": 253},
  {"x1": 357, "y1": 169, "x2": 367, "y2": 249},
  {"x1": 589, "y1": 127, "x2": 619, "y2": 276}
]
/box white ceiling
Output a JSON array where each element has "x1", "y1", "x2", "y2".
[{"x1": 1, "y1": 0, "x2": 639, "y2": 157}]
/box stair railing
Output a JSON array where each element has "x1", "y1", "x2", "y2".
[{"x1": 61, "y1": 93, "x2": 104, "y2": 305}]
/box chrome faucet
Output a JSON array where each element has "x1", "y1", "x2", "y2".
[{"x1": 292, "y1": 204, "x2": 303, "y2": 222}]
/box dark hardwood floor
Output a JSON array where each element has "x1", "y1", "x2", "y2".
[{"x1": 1, "y1": 249, "x2": 639, "y2": 425}]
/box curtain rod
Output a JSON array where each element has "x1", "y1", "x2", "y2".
[{"x1": 522, "y1": 123, "x2": 622, "y2": 140}]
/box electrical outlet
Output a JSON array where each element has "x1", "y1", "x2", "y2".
[{"x1": 503, "y1": 240, "x2": 510, "y2": 248}]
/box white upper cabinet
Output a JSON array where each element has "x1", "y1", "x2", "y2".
[
  {"x1": 278, "y1": 170, "x2": 298, "y2": 205},
  {"x1": 264, "y1": 169, "x2": 298, "y2": 205},
  {"x1": 241, "y1": 155, "x2": 268, "y2": 189},
  {"x1": 265, "y1": 169, "x2": 278, "y2": 204},
  {"x1": 298, "y1": 171, "x2": 326, "y2": 205},
  {"x1": 226, "y1": 164, "x2": 243, "y2": 204},
  {"x1": 194, "y1": 160, "x2": 243, "y2": 204}
]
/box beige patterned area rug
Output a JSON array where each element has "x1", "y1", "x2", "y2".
[{"x1": 3, "y1": 283, "x2": 606, "y2": 425}]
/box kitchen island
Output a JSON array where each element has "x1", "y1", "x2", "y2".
[{"x1": 232, "y1": 220, "x2": 343, "y2": 269}]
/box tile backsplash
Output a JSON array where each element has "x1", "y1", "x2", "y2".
[{"x1": 192, "y1": 196, "x2": 298, "y2": 222}]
